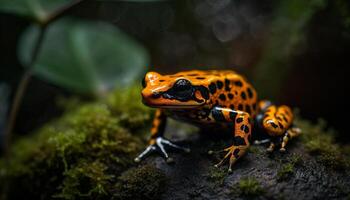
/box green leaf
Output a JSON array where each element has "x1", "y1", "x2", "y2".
[
  {"x1": 0, "y1": 0, "x2": 168, "y2": 21},
  {"x1": 96, "y1": 0, "x2": 166, "y2": 1},
  {"x1": 0, "y1": 0, "x2": 71, "y2": 22},
  {"x1": 19, "y1": 18, "x2": 149, "y2": 95}
]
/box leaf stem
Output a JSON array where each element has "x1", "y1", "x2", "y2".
[
  {"x1": 41, "y1": 0, "x2": 86, "y2": 26},
  {"x1": 2, "y1": 0, "x2": 87, "y2": 157},
  {"x1": 2, "y1": 26, "x2": 46, "y2": 157}
]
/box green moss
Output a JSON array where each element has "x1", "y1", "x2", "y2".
[
  {"x1": 107, "y1": 86, "x2": 152, "y2": 136},
  {"x1": 207, "y1": 166, "x2": 226, "y2": 186},
  {"x1": 113, "y1": 165, "x2": 167, "y2": 200},
  {"x1": 53, "y1": 160, "x2": 114, "y2": 199},
  {"x1": 248, "y1": 145, "x2": 264, "y2": 155},
  {"x1": 0, "y1": 86, "x2": 156, "y2": 199},
  {"x1": 290, "y1": 153, "x2": 302, "y2": 165},
  {"x1": 295, "y1": 117, "x2": 350, "y2": 170},
  {"x1": 236, "y1": 177, "x2": 265, "y2": 197},
  {"x1": 277, "y1": 163, "x2": 294, "y2": 181},
  {"x1": 275, "y1": 153, "x2": 302, "y2": 181}
]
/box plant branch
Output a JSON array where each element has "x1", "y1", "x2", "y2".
[
  {"x1": 2, "y1": 27, "x2": 46, "y2": 157},
  {"x1": 42, "y1": 0, "x2": 86, "y2": 26},
  {"x1": 2, "y1": 0, "x2": 87, "y2": 156}
]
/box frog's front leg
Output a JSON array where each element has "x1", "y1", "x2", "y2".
[
  {"x1": 210, "y1": 107, "x2": 251, "y2": 173},
  {"x1": 134, "y1": 109, "x2": 190, "y2": 163}
]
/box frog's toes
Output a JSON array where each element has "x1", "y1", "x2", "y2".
[
  {"x1": 211, "y1": 146, "x2": 247, "y2": 173},
  {"x1": 134, "y1": 137, "x2": 190, "y2": 163},
  {"x1": 158, "y1": 137, "x2": 191, "y2": 153},
  {"x1": 266, "y1": 142, "x2": 275, "y2": 152},
  {"x1": 134, "y1": 145, "x2": 156, "y2": 162},
  {"x1": 279, "y1": 147, "x2": 286, "y2": 152},
  {"x1": 209, "y1": 147, "x2": 231, "y2": 167}
]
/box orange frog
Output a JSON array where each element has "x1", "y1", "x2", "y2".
[{"x1": 135, "y1": 70, "x2": 301, "y2": 172}]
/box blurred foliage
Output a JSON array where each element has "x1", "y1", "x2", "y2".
[
  {"x1": 0, "y1": 84, "x2": 10, "y2": 136},
  {"x1": 0, "y1": 0, "x2": 71, "y2": 22},
  {"x1": 335, "y1": 0, "x2": 350, "y2": 29},
  {"x1": 1, "y1": 0, "x2": 150, "y2": 98},
  {"x1": 19, "y1": 18, "x2": 149, "y2": 96},
  {"x1": 254, "y1": 0, "x2": 327, "y2": 99},
  {"x1": 0, "y1": 0, "x2": 165, "y2": 23},
  {"x1": 0, "y1": 86, "x2": 162, "y2": 199}
]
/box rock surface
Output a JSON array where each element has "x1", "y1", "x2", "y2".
[{"x1": 143, "y1": 122, "x2": 350, "y2": 200}]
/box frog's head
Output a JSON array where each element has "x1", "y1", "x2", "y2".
[{"x1": 141, "y1": 71, "x2": 210, "y2": 109}]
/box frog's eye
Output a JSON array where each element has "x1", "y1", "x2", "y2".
[
  {"x1": 173, "y1": 79, "x2": 191, "y2": 91},
  {"x1": 172, "y1": 79, "x2": 193, "y2": 98},
  {"x1": 142, "y1": 78, "x2": 146, "y2": 88},
  {"x1": 162, "y1": 79, "x2": 194, "y2": 101}
]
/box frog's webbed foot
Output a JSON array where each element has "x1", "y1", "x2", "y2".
[
  {"x1": 210, "y1": 145, "x2": 247, "y2": 173},
  {"x1": 134, "y1": 137, "x2": 190, "y2": 163}
]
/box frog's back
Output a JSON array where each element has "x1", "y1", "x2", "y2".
[{"x1": 168, "y1": 70, "x2": 259, "y2": 117}]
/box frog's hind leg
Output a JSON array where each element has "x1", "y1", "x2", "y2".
[
  {"x1": 257, "y1": 100, "x2": 300, "y2": 152},
  {"x1": 280, "y1": 127, "x2": 301, "y2": 152},
  {"x1": 210, "y1": 107, "x2": 252, "y2": 173}
]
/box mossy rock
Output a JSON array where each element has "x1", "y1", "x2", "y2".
[
  {"x1": 113, "y1": 165, "x2": 167, "y2": 200},
  {"x1": 295, "y1": 118, "x2": 350, "y2": 170},
  {"x1": 0, "y1": 86, "x2": 166, "y2": 200},
  {"x1": 1, "y1": 87, "x2": 350, "y2": 200}
]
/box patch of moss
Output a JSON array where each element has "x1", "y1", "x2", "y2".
[
  {"x1": 275, "y1": 153, "x2": 302, "y2": 181},
  {"x1": 53, "y1": 160, "x2": 114, "y2": 199},
  {"x1": 0, "y1": 86, "x2": 157, "y2": 199},
  {"x1": 295, "y1": 117, "x2": 350, "y2": 170},
  {"x1": 317, "y1": 152, "x2": 350, "y2": 170},
  {"x1": 113, "y1": 165, "x2": 167, "y2": 200},
  {"x1": 107, "y1": 86, "x2": 152, "y2": 136},
  {"x1": 236, "y1": 177, "x2": 265, "y2": 197},
  {"x1": 206, "y1": 166, "x2": 226, "y2": 186},
  {"x1": 277, "y1": 163, "x2": 294, "y2": 181},
  {"x1": 248, "y1": 145, "x2": 264, "y2": 155},
  {"x1": 290, "y1": 153, "x2": 302, "y2": 165}
]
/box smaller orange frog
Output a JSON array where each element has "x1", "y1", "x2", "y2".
[{"x1": 135, "y1": 70, "x2": 301, "y2": 172}]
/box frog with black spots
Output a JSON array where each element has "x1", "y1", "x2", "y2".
[{"x1": 135, "y1": 70, "x2": 301, "y2": 173}]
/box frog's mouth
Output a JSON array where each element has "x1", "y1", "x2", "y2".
[
  {"x1": 142, "y1": 90, "x2": 206, "y2": 109},
  {"x1": 142, "y1": 97, "x2": 205, "y2": 109}
]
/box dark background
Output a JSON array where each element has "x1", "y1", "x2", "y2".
[{"x1": 0, "y1": 0, "x2": 349, "y2": 141}]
